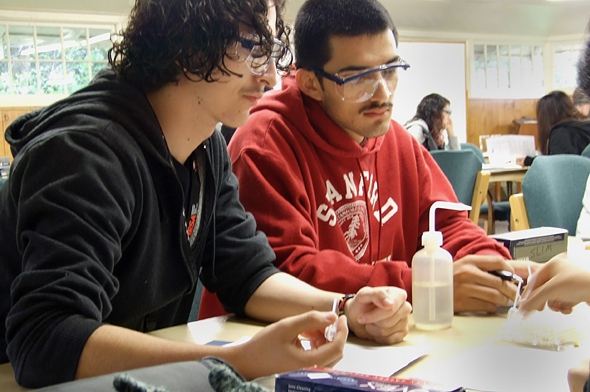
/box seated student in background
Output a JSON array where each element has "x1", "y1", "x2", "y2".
[
  {"x1": 574, "y1": 87, "x2": 590, "y2": 119},
  {"x1": 199, "y1": 0, "x2": 538, "y2": 321},
  {"x1": 404, "y1": 93, "x2": 460, "y2": 151},
  {"x1": 516, "y1": 90, "x2": 590, "y2": 166},
  {"x1": 0, "y1": 0, "x2": 413, "y2": 387}
]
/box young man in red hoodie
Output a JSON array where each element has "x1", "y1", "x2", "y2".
[{"x1": 200, "y1": 0, "x2": 536, "y2": 322}]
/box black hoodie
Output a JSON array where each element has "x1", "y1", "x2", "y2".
[
  {"x1": 0, "y1": 69, "x2": 277, "y2": 388},
  {"x1": 548, "y1": 119, "x2": 590, "y2": 155}
]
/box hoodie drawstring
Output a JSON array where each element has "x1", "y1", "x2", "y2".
[
  {"x1": 357, "y1": 152, "x2": 383, "y2": 265},
  {"x1": 375, "y1": 151, "x2": 383, "y2": 262}
]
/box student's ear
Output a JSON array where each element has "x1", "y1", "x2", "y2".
[{"x1": 296, "y1": 69, "x2": 324, "y2": 102}]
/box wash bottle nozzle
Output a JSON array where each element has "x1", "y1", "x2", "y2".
[{"x1": 423, "y1": 201, "x2": 472, "y2": 248}]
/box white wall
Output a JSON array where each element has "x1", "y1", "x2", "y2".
[{"x1": 392, "y1": 41, "x2": 467, "y2": 143}]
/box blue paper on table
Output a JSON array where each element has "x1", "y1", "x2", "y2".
[{"x1": 205, "y1": 340, "x2": 231, "y2": 346}]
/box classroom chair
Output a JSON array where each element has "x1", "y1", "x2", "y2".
[
  {"x1": 509, "y1": 155, "x2": 590, "y2": 235},
  {"x1": 430, "y1": 149, "x2": 490, "y2": 225},
  {"x1": 460, "y1": 143, "x2": 510, "y2": 233},
  {"x1": 460, "y1": 142, "x2": 485, "y2": 163},
  {"x1": 188, "y1": 279, "x2": 204, "y2": 322},
  {"x1": 582, "y1": 143, "x2": 590, "y2": 159}
]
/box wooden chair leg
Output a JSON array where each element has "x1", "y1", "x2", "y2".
[
  {"x1": 486, "y1": 190, "x2": 495, "y2": 234},
  {"x1": 487, "y1": 206, "x2": 495, "y2": 234}
]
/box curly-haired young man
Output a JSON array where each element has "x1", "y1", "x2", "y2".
[{"x1": 0, "y1": 0, "x2": 412, "y2": 388}]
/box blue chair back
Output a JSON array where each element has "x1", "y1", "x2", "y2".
[
  {"x1": 582, "y1": 143, "x2": 590, "y2": 159},
  {"x1": 460, "y1": 143, "x2": 511, "y2": 223},
  {"x1": 188, "y1": 279, "x2": 204, "y2": 322},
  {"x1": 430, "y1": 149, "x2": 482, "y2": 205},
  {"x1": 522, "y1": 155, "x2": 590, "y2": 235},
  {"x1": 460, "y1": 143, "x2": 486, "y2": 164}
]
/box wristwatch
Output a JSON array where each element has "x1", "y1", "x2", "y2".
[{"x1": 338, "y1": 294, "x2": 355, "y2": 317}]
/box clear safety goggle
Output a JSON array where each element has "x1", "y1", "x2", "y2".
[
  {"x1": 234, "y1": 34, "x2": 285, "y2": 76},
  {"x1": 310, "y1": 58, "x2": 410, "y2": 102}
]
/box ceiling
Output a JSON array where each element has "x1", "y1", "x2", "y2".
[{"x1": 0, "y1": 0, "x2": 588, "y2": 39}]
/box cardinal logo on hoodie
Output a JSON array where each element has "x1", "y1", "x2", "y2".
[{"x1": 338, "y1": 200, "x2": 369, "y2": 260}]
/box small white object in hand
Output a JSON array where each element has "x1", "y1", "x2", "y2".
[{"x1": 324, "y1": 297, "x2": 339, "y2": 342}]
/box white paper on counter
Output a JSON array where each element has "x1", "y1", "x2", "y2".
[
  {"x1": 413, "y1": 343, "x2": 589, "y2": 392},
  {"x1": 334, "y1": 343, "x2": 431, "y2": 377}
]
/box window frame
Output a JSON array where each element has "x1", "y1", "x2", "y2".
[
  {"x1": 467, "y1": 36, "x2": 585, "y2": 99},
  {"x1": 549, "y1": 38, "x2": 584, "y2": 94},
  {"x1": 0, "y1": 10, "x2": 124, "y2": 107},
  {"x1": 468, "y1": 40, "x2": 547, "y2": 99}
]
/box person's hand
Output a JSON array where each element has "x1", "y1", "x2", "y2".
[
  {"x1": 508, "y1": 258, "x2": 541, "y2": 280},
  {"x1": 445, "y1": 116, "x2": 455, "y2": 136},
  {"x1": 453, "y1": 255, "x2": 517, "y2": 313},
  {"x1": 345, "y1": 286, "x2": 411, "y2": 345},
  {"x1": 227, "y1": 311, "x2": 347, "y2": 380},
  {"x1": 519, "y1": 256, "x2": 590, "y2": 314},
  {"x1": 515, "y1": 157, "x2": 526, "y2": 166},
  {"x1": 568, "y1": 358, "x2": 590, "y2": 392},
  {"x1": 432, "y1": 129, "x2": 445, "y2": 149}
]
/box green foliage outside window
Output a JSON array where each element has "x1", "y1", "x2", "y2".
[{"x1": 0, "y1": 24, "x2": 112, "y2": 95}]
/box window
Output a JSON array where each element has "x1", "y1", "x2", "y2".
[
  {"x1": 553, "y1": 42, "x2": 582, "y2": 89},
  {"x1": 0, "y1": 23, "x2": 114, "y2": 96},
  {"x1": 472, "y1": 43, "x2": 544, "y2": 98}
]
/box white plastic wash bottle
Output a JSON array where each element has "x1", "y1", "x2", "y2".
[{"x1": 412, "y1": 201, "x2": 472, "y2": 330}]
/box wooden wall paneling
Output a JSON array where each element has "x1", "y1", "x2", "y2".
[
  {"x1": 517, "y1": 122, "x2": 540, "y2": 150},
  {"x1": 466, "y1": 98, "x2": 537, "y2": 147},
  {"x1": 0, "y1": 98, "x2": 543, "y2": 161},
  {"x1": 1, "y1": 108, "x2": 37, "y2": 162}
]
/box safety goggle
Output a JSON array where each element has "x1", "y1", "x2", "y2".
[
  {"x1": 234, "y1": 34, "x2": 285, "y2": 76},
  {"x1": 310, "y1": 58, "x2": 410, "y2": 102}
]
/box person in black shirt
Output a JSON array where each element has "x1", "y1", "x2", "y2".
[
  {"x1": 516, "y1": 90, "x2": 590, "y2": 166},
  {"x1": 0, "y1": 0, "x2": 410, "y2": 388}
]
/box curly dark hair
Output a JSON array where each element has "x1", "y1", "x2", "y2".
[
  {"x1": 573, "y1": 87, "x2": 590, "y2": 106},
  {"x1": 409, "y1": 93, "x2": 450, "y2": 134},
  {"x1": 578, "y1": 29, "x2": 590, "y2": 98},
  {"x1": 109, "y1": 0, "x2": 292, "y2": 92},
  {"x1": 536, "y1": 90, "x2": 584, "y2": 155},
  {"x1": 294, "y1": 0, "x2": 398, "y2": 71}
]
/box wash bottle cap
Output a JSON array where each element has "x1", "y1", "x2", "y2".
[{"x1": 422, "y1": 201, "x2": 472, "y2": 248}]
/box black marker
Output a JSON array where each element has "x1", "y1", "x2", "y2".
[{"x1": 488, "y1": 270, "x2": 523, "y2": 284}]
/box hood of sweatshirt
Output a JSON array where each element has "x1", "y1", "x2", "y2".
[
  {"x1": 552, "y1": 119, "x2": 590, "y2": 134},
  {"x1": 250, "y1": 75, "x2": 386, "y2": 159},
  {"x1": 6, "y1": 69, "x2": 169, "y2": 167},
  {"x1": 404, "y1": 118, "x2": 428, "y2": 132}
]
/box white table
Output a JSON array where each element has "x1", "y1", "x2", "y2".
[
  {"x1": 148, "y1": 312, "x2": 590, "y2": 392},
  {"x1": 485, "y1": 165, "x2": 528, "y2": 184},
  {"x1": 2, "y1": 240, "x2": 588, "y2": 391},
  {"x1": 2, "y1": 310, "x2": 588, "y2": 392}
]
